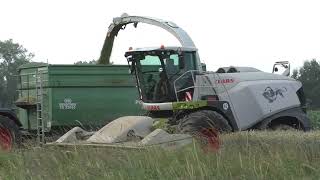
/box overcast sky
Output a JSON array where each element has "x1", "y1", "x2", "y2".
[{"x1": 1, "y1": 0, "x2": 319, "y2": 72}]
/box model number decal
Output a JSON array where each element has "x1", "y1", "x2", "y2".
[
  {"x1": 59, "y1": 98, "x2": 77, "y2": 110},
  {"x1": 146, "y1": 105, "x2": 160, "y2": 111},
  {"x1": 216, "y1": 79, "x2": 234, "y2": 84}
]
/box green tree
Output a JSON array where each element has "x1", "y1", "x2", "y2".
[
  {"x1": 0, "y1": 39, "x2": 33, "y2": 108},
  {"x1": 292, "y1": 59, "x2": 320, "y2": 108}
]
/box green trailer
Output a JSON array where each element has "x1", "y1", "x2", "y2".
[{"x1": 15, "y1": 63, "x2": 143, "y2": 132}]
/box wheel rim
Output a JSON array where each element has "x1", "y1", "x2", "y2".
[
  {"x1": 199, "y1": 128, "x2": 220, "y2": 152},
  {"x1": 0, "y1": 126, "x2": 13, "y2": 151}
]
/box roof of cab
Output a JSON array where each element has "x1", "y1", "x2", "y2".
[{"x1": 126, "y1": 46, "x2": 197, "y2": 53}]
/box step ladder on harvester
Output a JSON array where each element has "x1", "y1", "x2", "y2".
[{"x1": 35, "y1": 70, "x2": 45, "y2": 145}]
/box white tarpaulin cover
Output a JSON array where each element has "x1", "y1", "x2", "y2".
[{"x1": 87, "y1": 116, "x2": 154, "y2": 143}]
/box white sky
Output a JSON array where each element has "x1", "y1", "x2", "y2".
[{"x1": 0, "y1": 0, "x2": 320, "y2": 72}]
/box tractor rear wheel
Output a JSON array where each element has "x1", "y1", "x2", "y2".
[
  {"x1": 0, "y1": 115, "x2": 21, "y2": 151},
  {"x1": 177, "y1": 110, "x2": 232, "y2": 151}
]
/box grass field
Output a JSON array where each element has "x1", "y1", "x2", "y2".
[
  {"x1": 1, "y1": 131, "x2": 320, "y2": 180},
  {"x1": 1, "y1": 112, "x2": 320, "y2": 179}
]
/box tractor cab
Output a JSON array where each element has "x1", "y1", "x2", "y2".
[{"x1": 125, "y1": 46, "x2": 198, "y2": 103}]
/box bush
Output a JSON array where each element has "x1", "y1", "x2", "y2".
[{"x1": 308, "y1": 110, "x2": 320, "y2": 129}]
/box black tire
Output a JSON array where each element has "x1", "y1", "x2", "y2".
[
  {"x1": 178, "y1": 110, "x2": 232, "y2": 134},
  {"x1": 0, "y1": 115, "x2": 22, "y2": 151},
  {"x1": 177, "y1": 110, "x2": 232, "y2": 151},
  {"x1": 270, "y1": 124, "x2": 296, "y2": 131}
]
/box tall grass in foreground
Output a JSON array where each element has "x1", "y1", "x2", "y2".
[{"x1": 1, "y1": 131, "x2": 320, "y2": 179}]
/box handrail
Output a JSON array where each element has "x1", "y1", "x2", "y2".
[
  {"x1": 173, "y1": 70, "x2": 202, "y2": 102},
  {"x1": 173, "y1": 70, "x2": 219, "y2": 102}
]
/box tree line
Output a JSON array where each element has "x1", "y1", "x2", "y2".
[
  {"x1": 0, "y1": 39, "x2": 33, "y2": 108},
  {"x1": 292, "y1": 59, "x2": 320, "y2": 108},
  {"x1": 0, "y1": 39, "x2": 319, "y2": 109}
]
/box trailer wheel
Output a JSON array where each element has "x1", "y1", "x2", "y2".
[
  {"x1": 0, "y1": 115, "x2": 21, "y2": 151},
  {"x1": 178, "y1": 110, "x2": 231, "y2": 152}
]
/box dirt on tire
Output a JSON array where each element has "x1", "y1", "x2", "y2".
[{"x1": 177, "y1": 110, "x2": 232, "y2": 151}]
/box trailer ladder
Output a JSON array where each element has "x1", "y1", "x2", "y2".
[{"x1": 36, "y1": 71, "x2": 45, "y2": 145}]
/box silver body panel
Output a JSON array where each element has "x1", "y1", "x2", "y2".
[{"x1": 178, "y1": 71, "x2": 303, "y2": 130}]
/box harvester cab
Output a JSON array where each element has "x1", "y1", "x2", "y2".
[
  {"x1": 125, "y1": 46, "x2": 198, "y2": 103},
  {"x1": 98, "y1": 13, "x2": 205, "y2": 113}
]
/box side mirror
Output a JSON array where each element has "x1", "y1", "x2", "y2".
[
  {"x1": 201, "y1": 63, "x2": 207, "y2": 71},
  {"x1": 178, "y1": 55, "x2": 185, "y2": 69},
  {"x1": 126, "y1": 56, "x2": 135, "y2": 74},
  {"x1": 127, "y1": 62, "x2": 135, "y2": 74},
  {"x1": 272, "y1": 61, "x2": 290, "y2": 76},
  {"x1": 129, "y1": 64, "x2": 135, "y2": 74}
]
